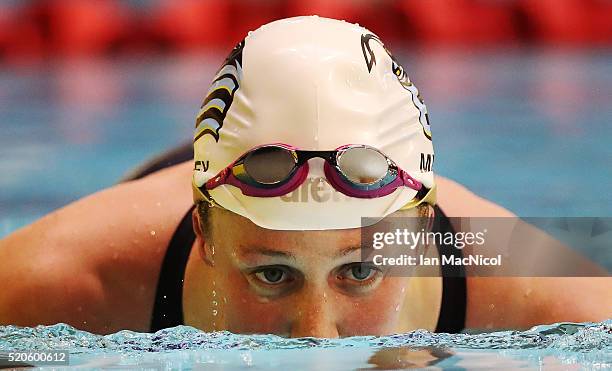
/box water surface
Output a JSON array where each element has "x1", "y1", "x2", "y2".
[{"x1": 1, "y1": 320, "x2": 610, "y2": 369}]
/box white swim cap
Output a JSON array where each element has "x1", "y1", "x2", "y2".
[{"x1": 193, "y1": 16, "x2": 435, "y2": 230}]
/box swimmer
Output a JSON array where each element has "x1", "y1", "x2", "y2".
[{"x1": 0, "y1": 17, "x2": 609, "y2": 336}]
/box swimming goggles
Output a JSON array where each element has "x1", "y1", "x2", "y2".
[{"x1": 198, "y1": 143, "x2": 435, "y2": 208}]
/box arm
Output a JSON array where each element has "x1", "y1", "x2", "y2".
[
  {"x1": 0, "y1": 162, "x2": 194, "y2": 334},
  {"x1": 436, "y1": 176, "x2": 612, "y2": 329}
]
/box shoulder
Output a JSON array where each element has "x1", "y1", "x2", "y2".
[
  {"x1": 0, "y1": 162, "x2": 194, "y2": 333},
  {"x1": 0, "y1": 251, "x2": 110, "y2": 331},
  {"x1": 464, "y1": 277, "x2": 612, "y2": 329},
  {"x1": 435, "y1": 175, "x2": 515, "y2": 217}
]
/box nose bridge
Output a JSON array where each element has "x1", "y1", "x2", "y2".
[
  {"x1": 290, "y1": 284, "x2": 339, "y2": 338},
  {"x1": 298, "y1": 150, "x2": 336, "y2": 163}
]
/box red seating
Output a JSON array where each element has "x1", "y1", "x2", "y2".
[
  {"x1": 520, "y1": 0, "x2": 612, "y2": 45},
  {"x1": 225, "y1": 0, "x2": 285, "y2": 46},
  {"x1": 0, "y1": 2, "x2": 47, "y2": 64},
  {"x1": 0, "y1": 0, "x2": 611, "y2": 61},
  {"x1": 399, "y1": 0, "x2": 518, "y2": 45},
  {"x1": 148, "y1": 0, "x2": 231, "y2": 51},
  {"x1": 285, "y1": 0, "x2": 405, "y2": 43},
  {"x1": 285, "y1": 0, "x2": 361, "y2": 21},
  {"x1": 48, "y1": 0, "x2": 131, "y2": 56}
]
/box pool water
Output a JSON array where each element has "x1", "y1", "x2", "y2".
[
  {"x1": 1, "y1": 320, "x2": 610, "y2": 369},
  {"x1": 1, "y1": 48, "x2": 611, "y2": 238},
  {"x1": 0, "y1": 48, "x2": 611, "y2": 369}
]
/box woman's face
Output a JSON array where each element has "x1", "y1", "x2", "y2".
[{"x1": 201, "y1": 208, "x2": 422, "y2": 338}]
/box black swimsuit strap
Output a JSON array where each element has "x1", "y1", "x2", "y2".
[
  {"x1": 433, "y1": 205, "x2": 467, "y2": 333},
  {"x1": 149, "y1": 205, "x2": 195, "y2": 332}
]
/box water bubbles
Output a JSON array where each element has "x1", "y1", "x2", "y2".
[
  {"x1": 150, "y1": 230, "x2": 156, "y2": 236},
  {"x1": 240, "y1": 351, "x2": 253, "y2": 366},
  {"x1": 211, "y1": 285, "x2": 220, "y2": 328}
]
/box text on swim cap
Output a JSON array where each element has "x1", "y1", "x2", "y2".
[{"x1": 280, "y1": 177, "x2": 351, "y2": 203}]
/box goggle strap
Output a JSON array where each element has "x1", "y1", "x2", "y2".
[
  {"x1": 193, "y1": 179, "x2": 224, "y2": 208},
  {"x1": 399, "y1": 184, "x2": 437, "y2": 210}
]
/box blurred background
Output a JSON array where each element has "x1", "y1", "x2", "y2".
[{"x1": 1, "y1": 0, "x2": 611, "y2": 237}]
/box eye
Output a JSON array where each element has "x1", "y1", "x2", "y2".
[
  {"x1": 351, "y1": 264, "x2": 374, "y2": 280},
  {"x1": 254, "y1": 267, "x2": 289, "y2": 285},
  {"x1": 339, "y1": 262, "x2": 381, "y2": 282}
]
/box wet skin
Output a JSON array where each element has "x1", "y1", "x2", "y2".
[
  {"x1": 183, "y1": 206, "x2": 434, "y2": 338},
  {"x1": 1, "y1": 162, "x2": 610, "y2": 335}
]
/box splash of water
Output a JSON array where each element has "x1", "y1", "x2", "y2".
[{"x1": 0, "y1": 320, "x2": 609, "y2": 354}]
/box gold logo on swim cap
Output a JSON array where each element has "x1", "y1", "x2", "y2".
[
  {"x1": 194, "y1": 40, "x2": 245, "y2": 143},
  {"x1": 360, "y1": 33, "x2": 432, "y2": 141}
]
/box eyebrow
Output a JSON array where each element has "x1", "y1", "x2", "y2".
[
  {"x1": 334, "y1": 245, "x2": 362, "y2": 259},
  {"x1": 241, "y1": 246, "x2": 296, "y2": 260}
]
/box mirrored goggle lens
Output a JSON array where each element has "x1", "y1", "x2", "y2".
[
  {"x1": 243, "y1": 146, "x2": 297, "y2": 184},
  {"x1": 337, "y1": 147, "x2": 390, "y2": 185}
]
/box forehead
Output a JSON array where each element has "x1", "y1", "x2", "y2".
[{"x1": 208, "y1": 208, "x2": 359, "y2": 265}]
